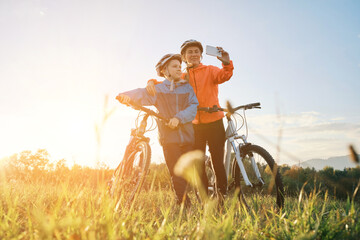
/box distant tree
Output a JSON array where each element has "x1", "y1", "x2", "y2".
[
  {"x1": 18, "y1": 149, "x2": 50, "y2": 171},
  {"x1": 3, "y1": 149, "x2": 51, "y2": 181},
  {"x1": 279, "y1": 164, "x2": 291, "y2": 175}
]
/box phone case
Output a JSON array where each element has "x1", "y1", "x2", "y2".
[{"x1": 206, "y1": 45, "x2": 222, "y2": 57}]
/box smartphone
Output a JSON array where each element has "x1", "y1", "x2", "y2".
[{"x1": 206, "y1": 45, "x2": 222, "y2": 57}]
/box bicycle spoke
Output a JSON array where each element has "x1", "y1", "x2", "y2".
[
  {"x1": 232, "y1": 144, "x2": 285, "y2": 209},
  {"x1": 109, "y1": 141, "x2": 151, "y2": 204}
]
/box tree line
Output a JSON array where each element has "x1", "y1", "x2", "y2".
[{"x1": 1, "y1": 149, "x2": 359, "y2": 200}]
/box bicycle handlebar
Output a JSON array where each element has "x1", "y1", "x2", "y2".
[
  {"x1": 124, "y1": 100, "x2": 169, "y2": 122},
  {"x1": 197, "y1": 102, "x2": 261, "y2": 114}
]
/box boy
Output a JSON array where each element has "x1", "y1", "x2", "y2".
[{"x1": 116, "y1": 54, "x2": 198, "y2": 205}]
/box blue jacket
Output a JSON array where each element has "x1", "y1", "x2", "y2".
[{"x1": 122, "y1": 79, "x2": 198, "y2": 145}]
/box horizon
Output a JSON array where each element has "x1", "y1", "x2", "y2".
[{"x1": 1, "y1": 146, "x2": 358, "y2": 171}]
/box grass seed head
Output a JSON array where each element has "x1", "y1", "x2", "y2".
[
  {"x1": 349, "y1": 145, "x2": 359, "y2": 165},
  {"x1": 174, "y1": 150, "x2": 207, "y2": 201}
]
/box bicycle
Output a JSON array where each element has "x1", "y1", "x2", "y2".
[
  {"x1": 108, "y1": 101, "x2": 167, "y2": 203},
  {"x1": 198, "y1": 102, "x2": 285, "y2": 209}
]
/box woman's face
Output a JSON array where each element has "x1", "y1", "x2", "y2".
[
  {"x1": 163, "y1": 59, "x2": 182, "y2": 80},
  {"x1": 183, "y1": 46, "x2": 201, "y2": 67}
]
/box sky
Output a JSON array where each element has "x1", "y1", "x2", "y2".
[{"x1": 0, "y1": 0, "x2": 359, "y2": 168}]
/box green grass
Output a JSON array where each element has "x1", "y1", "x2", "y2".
[{"x1": 0, "y1": 178, "x2": 359, "y2": 239}]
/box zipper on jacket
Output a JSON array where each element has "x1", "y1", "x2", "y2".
[
  {"x1": 191, "y1": 68, "x2": 201, "y2": 123},
  {"x1": 175, "y1": 86, "x2": 185, "y2": 144}
]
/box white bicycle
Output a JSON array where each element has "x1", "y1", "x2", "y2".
[{"x1": 199, "y1": 102, "x2": 285, "y2": 209}]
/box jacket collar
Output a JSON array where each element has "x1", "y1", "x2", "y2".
[
  {"x1": 163, "y1": 78, "x2": 188, "y2": 91},
  {"x1": 188, "y1": 63, "x2": 205, "y2": 70},
  {"x1": 163, "y1": 78, "x2": 188, "y2": 85}
]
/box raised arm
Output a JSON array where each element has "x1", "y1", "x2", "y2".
[
  {"x1": 217, "y1": 47, "x2": 230, "y2": 65},
  {"x1": 211, "y1": 47, "x2": 234, "y2": 84}
]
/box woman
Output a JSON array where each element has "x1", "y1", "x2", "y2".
[
  {"x1": 146, "y1": 40, "x2": 234, "y2": 195},
  {"x1": 117, "y1": 54, "x2": 198, "y2": 205}
]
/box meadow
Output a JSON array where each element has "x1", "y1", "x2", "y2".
[{"x1": 1, "y1": 162, "x2": 359, "y2": 240}]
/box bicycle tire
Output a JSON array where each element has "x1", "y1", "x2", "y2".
[
  {"x1": 110, "y1": 140, "x2": 151, "y2": 203},
  {"x1": 231, "y1": 144, "x2": 285, "y2": 209}
]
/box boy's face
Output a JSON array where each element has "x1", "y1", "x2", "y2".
[
  {"x1": 183, "y1": 46, "x2": 201, "y2": 67},
  {"x1": 163, "y1": 59, "x2": 182, "y2": 81}
]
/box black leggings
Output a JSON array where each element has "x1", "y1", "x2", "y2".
[
  {"x1": 193, "y1": 119, "x2": 227, "y2": 195},
  {"x1": 162, "y1": 143, "x2": 193, "y2": 204}
]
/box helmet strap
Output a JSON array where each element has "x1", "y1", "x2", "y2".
[{"x1": 163, "y1": 71, "x2": 175, "y2": 92}]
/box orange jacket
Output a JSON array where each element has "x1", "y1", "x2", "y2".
[
  {"x1": 186, "y1": 61, "x2": 234, "y2": 124},
  {"x1": 150, "y1": 61, "x2": 234, "y2": 124}
]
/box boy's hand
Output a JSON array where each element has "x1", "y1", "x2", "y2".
[
  {"x1": 116, "y1": 94, "x2": 131, "y2": 105},
  {"x1": 146, "y1": 80, "x2": 157, "y2": 96},
  {"x1": 217, "y1": 47, "x2": 230, "y2": 65},
  {"x1": 167, "y1": 118, "x2": 180, "y2": 129}
]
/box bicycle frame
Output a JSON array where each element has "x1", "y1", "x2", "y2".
[
  {"x1": 199, "y1": 102, "x2": 284, "y2": 208},
  {"x1": 119, "y1": 102, "x2": 166, "y2": 160},
  {"x1": 114, "y1": 114, "x2": 150, "y2": 174},
  {"x1": 223, "y1": 114, "x2": 265, "y2": 188}
]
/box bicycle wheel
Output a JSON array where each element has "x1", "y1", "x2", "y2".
[
  {"x1": 110, "y1": 140, "x2": 151, "y2": 203},
  {"x1": 231, "y1": 144, "x2": 284, "y2": 209}
]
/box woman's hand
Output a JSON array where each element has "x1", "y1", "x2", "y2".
[
  {"x1": 217, "y1": 47, "x2": 230, "y2": 65},
  {"x1": 116, "y1": 94, "x2": 131, "y2": 105},
  {"x1": 146, "y1": 80, "x2": 157, "y2": 96},
  {"x1": 167, "y1": 117, "x2": 180, "y2": 129}
]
